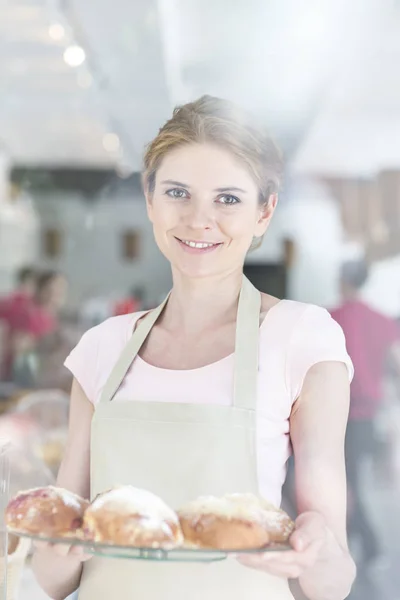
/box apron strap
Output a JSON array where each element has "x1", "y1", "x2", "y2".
[
  {"x1": 99, "y1": 295, "x2": 170, "y2": 404},
  {"x1": 233, "y1": 276, "x2": 261, "y2": 411},
  {"x1": 99, "y1": 276, "x2": 261, "y2": 410}
]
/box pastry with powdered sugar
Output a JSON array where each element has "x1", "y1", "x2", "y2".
[
  {"x1": 178, "y1": 493, "x2": 294, "y2": 550},
  {"x1": 5, "y1": 486, "x2": 88, "y2": 537},
  {"x1": 83, "y1": 486, "x2": 183, "y2": 548}
]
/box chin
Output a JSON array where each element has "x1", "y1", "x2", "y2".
[{"x1": 173, "y1": 264, "x2": 220, "y2": 279}]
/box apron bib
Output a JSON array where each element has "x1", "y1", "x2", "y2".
[{"x1": 79, "y1": 276, "x2": 293, "y2": 599}]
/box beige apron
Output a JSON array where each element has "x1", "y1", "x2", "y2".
[{"x1": 79, "y1": 276, "x2": 294, "y2": 599}]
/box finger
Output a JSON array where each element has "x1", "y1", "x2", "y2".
[
  {"x1": 237, "y1": 555, "x2": 303, "y2": 578},
  {"x1": 52, "y1": 543, "x2": 71, "y2": 556},
  {"x1": 69, "y1": 544, "x2": 85, "y2": 556},
  {"x1": 237, "y1": 553, "x2": 296, "y2": 569},
  {"x1": 263, "y1": 545, "x2": 319, "y2": 564},
  {"x1": 237, "y1": 551, "x2": 295, "y2": 566},
  {"x1": 69, "y1": 545, "x2": 93, "y2": 561},
  {"x1": 238, "y1": 540, "x2": 322, "y2": 571},
  {"x1": 256, "y1": 551, "x2": 298, "y2": 562},
  {"x1": 33, "y1": 541, "x2": 49, "y2": 551},
  {"x1": 291, "y1": 512, "x2": 327, "y2": 552},
  {"x1": 271, "y1": 541, "x2": 322, "y2": 567},
  {"x1": 80, "y1": 553, "x2": 94, "y2": 561}
]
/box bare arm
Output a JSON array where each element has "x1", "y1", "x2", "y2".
[
  {"x1": 291, "y1": 361, "x2": 356, "y2": 600},
  {"x1": 32, "y1": 378, "x2": 93, "y2": 600}
]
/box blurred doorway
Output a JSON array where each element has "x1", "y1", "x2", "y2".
[{"x1": 244, "y1": 262, "x2": 287, "y2": 298}]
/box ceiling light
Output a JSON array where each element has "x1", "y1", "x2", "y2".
[
  {"x1": 49, "y1": 23, "x2": 65, "y2": 41},
  {"x1": 102, "y1": 133, "x2": 121, "y2": 153},
  {"x1": 116, "y1": 163, "x2": 134, "y2": 178},
  {"x1": 63, "y1": 45, "x2": 86, "y2": 67}
]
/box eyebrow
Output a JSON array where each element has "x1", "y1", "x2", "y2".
[
  {"x1": 161, "y1": 180, "x2": 247, "y2": 194},
  {"x1": 215, "y1": 186, "x2": 247, "y2": 194},
  {"x1": 161, "y1": 179, "x2": 190, "y2": 188}
]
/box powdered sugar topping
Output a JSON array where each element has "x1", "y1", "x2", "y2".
[
  {"x1": 90, "y1": 486, "x2": 179, "y2": 524},
  {"x1": 50, "y1": 487, "x2": 86, "y2": 509},
  {"x1": 12, "y1": 486, "x2": 85, "y2": 510},
  {"x1": 179, "y1": 493, "x2": 292, "y2": 529}
]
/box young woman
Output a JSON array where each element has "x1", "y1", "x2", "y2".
[{"x1": 33, "y1": 96, "x2": 355, "y2": 600}]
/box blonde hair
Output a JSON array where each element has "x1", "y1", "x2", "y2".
[{"x1": 143, "y1": 95, "x2": 283, "y2": 205}]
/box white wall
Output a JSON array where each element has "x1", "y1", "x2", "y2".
[
  {"x1": 34, "y1": 192, "x2": 172, "y2": 309},
  {"x1": 280, "y1": 182, "x2": 344, "y2": 308},
  {"x1": 247, "y1": 182, "x2": 345, "y2": 308},
  {"x1": 0, "y1": 152, "x2": 40, "y2": 294},
  {"x1": 361, "y1": 255, "x2": 400, "y2": 318}
]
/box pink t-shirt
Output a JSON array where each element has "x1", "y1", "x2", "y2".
[
  {"x1": 65, "y1": 301, "x2": 353, "y2": 505},
  {"x1": 331, "y1": 300, "x2": 400, "y2": 419}
]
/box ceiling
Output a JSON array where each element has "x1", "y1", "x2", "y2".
[
  {"x1": 293, "y1": 0, "x2": 400, "y2": 177},
  {"x1": 0, "y1": 0, "x2": 386, "y2": 170}
]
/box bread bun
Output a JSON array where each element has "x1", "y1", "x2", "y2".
[
  {"x1": 83, "y1": 486, "x2": 183, "y2": 548},
  {"x1": 178, "y1": 493, "x2": 294, "y2": 550},
  {"x1": 5, "y1": 486, "x2": 88, "y2": 537}
]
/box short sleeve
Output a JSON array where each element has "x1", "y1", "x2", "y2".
[
  {"x1": 64, "y1": 326, "x2": 100, "y2": 403},
  {"x1": 287, "y1": 305, "x2": 354, "y2": 402}
]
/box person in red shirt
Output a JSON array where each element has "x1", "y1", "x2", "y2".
[
  {"x1": 0, "y1": 266, "x2": 38, "y2": 380},
  {"x1": 0, "y1": 266, "x2": 37, "y2": 321},
  {"x1": 112, "y1": 286, "x2": 145, "y2": 316},
  {"x1": 331, "y1": 260, "x2": 400, "y2": 569},
  {"x1": 1, "y1": 270, "x2": 68, "y2": 381},
  {"x1": 27, "y1": 271, "x2": 68, "y2": 339}
]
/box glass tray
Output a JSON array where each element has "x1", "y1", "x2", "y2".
[{"x1": 8, "y1": 528, "x2": 291, "y2": 562}]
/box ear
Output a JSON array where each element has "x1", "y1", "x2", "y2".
[
  {"x1": 254, "y1": 193, "x2": 278, "y2": 237},
  {"x1": 144, "y1": 181, "x2": 154, "y2": 223}
]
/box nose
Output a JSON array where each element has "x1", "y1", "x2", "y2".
[{"x1": 183, "y1": 199, "x2": 214, "y2": 230}]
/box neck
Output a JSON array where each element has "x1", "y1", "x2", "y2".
[
  {"x1": 162, "y1": 269, "x2": 244, "y2": 334},
  {"x1": 343, "y1": 289, "x2": 359, "y2": 303}
]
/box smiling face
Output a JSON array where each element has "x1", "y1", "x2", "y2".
[{"x1": 146, "y1": 143, "x2": 277, "y2": 279}]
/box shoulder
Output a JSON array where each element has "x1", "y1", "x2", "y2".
[
  {"x1": 78, "y1": 312, "x2": 146, "y2": 346},
  {"x1": 262, "y1": 295, "x2": 336, "y2": 332},
  {"x1": 273, "y1": 301, "x2": 353, "y2": 402},
  {"x1": 64, "y1": 311, "x2": 147, "y2": 403},
  {"x1": 284, "y1": 301, "x2": 349, "y2": 351},
  {"x1": 290, "y1": 301, "x2": 340, "y2": 329}
]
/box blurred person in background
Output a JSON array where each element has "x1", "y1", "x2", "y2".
[
  {"x1": 112, "y1": 285, "x2": 146, "y2": 316},
  {"x1": 331, "y1": 260, "x2": 400, "y2": 571},
  {"x1": 28, "y1": 270, "x2": 68, "y2": 340},
  {"x1": 33, "y1": 96, "x2": 355, "y2": 600},
  {"x1": 0, "y1": 265, "x2": 37, "y2": 318},
  {"x1": 9, "y1": 271, "x2": 69, "y2": 387},
  {"x1": 24, "y1": 271, "x2": 71, "y2": 390},
  {"x1": 0, "y1": 266, "x2": 38, "y2": 380}
]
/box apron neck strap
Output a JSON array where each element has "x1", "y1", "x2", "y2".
[
  {"x1": 99, "y1": 276, "x2": 261, "y2": 410},
  {"x1": 98, "y1": 295, "x2": 170, "y2": 404},
  {"x1": 233, "y1": 275, "x2": 261, "y2": 411}
]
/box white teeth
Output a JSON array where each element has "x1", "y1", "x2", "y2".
[{"x1": 181, "y1": 240, "x2": 217, "y2": 249}]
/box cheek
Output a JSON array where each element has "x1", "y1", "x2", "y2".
[
  {"x1": 150, "y1": 197, "x2": 175, "y2": 223},
  {"x1": 150, "y1": 205, "x2": 179, "y2": 244},
  {"x1": 151, "y1": 209, "x2": 174, "y2": 233},
  {"x1": 220, "y1": 211, "x2": 258, "y2": 241}
]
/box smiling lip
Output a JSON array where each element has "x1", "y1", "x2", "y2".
[{"x1": 175, "y1": 237, "x2": 223, "y2": 254}]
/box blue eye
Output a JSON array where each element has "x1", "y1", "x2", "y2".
[
  {"x1": 218, "y1": 194, "x2": 241, "y2": 205},
  {"x1": 166, "y1": 188, "x2": 189, "y2": 199}
]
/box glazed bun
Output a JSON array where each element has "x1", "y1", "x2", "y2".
[
  {"x1": 178, "y1": 493, "x2": 294, "y2": 550},
  {"x1": 83, "y1": 486, "x2": 183, "y2": 548},
  {"x1": 5, "y1": 486, "x2": 88, "y2": 537}
]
